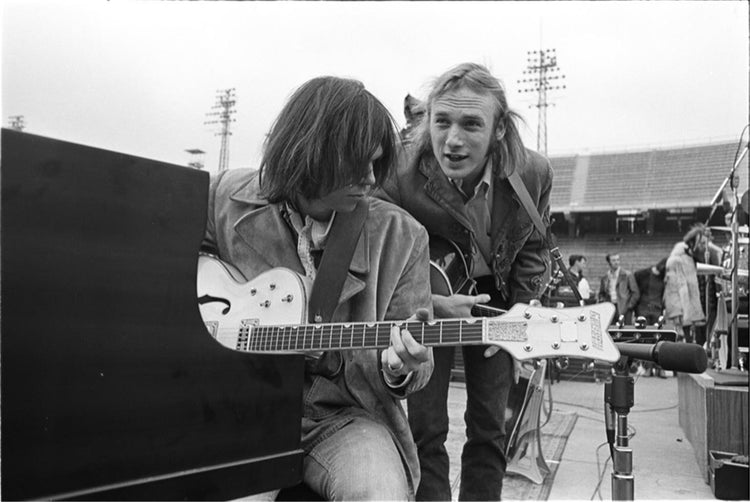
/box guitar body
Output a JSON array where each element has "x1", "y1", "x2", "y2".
[
  {"x1": 429, "y1": 235, "x2": 476, "y2": 296},
  {"x1": 197, "y1": 254, "x2": 310, "y2": 350}
]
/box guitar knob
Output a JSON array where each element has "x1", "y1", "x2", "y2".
[
  {"x1": 250, "y1": 288, "x2": 257, "y2": 296},
  {"x1": 269, "y1": 283, "x2": 276, "y2": 290},
  {"x1": 281, "y1": 294, "x2": 294, "y2": 302},
  {"x1": 260, "y1": 300, "x2": 270, "y2": 308}
]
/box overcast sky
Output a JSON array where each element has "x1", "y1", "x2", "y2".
[{"x1": 2, "y1": 0, "x2": 748, "y2": 173}]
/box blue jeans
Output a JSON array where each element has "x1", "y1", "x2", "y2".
[
  {"x1": 303, "y1": 416, "x2": 412, "y2": 501},
  {"x1": 407, "y1": 345, "x2": 512, "y2": 500}
]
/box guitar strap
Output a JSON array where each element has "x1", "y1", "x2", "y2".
[
  {"x1": 307, "y1": 197, "x2": 370, "y2": 324},
  {"x1": 507, "y1": 171, "x2": 583, "y2": 304}
]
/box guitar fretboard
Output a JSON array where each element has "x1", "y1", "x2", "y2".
[
  {"x1": 471, "y1": 304, "x2": 505, "y2": 318},
  {"x1": 237, "y1": 319, "x2": 488, "y2": 352}
]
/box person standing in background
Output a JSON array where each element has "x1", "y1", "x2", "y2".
[
  {"x1": 567, "y1": 254, "x2": 591, "y2": 301},
  {"x1": 598, "y1": 253, "x2": 640, "y2": 324},
  {"x1": 633, "y1": 258, "x2": 668, "y2": 376},
  {"x1": 664, "y1": 223, "x2": 721, "y2": 344}
]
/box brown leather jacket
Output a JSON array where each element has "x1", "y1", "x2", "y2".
[{"x1": 379, "y1": 150, "x2": 553, "y2": 308}]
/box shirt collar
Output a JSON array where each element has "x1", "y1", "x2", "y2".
[
  {"x1": 450, "y1": 158, "x2": 493, "y2": 201},
  {"x1": 284, "y1": 201, "x2": 336, "y2": 250}
]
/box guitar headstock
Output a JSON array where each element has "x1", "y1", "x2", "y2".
[{"x1": 483, "y1": 303, "x2": 620, "y2": 362}]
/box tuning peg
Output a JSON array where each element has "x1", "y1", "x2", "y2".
[
  {"x1": 635, "y1": 316, "x2": 647, "y2": 329},
  {"x1": 616, "y1": 315, "x2": 625, "y2": 328},
  {"x1": 655, "y1": 316, "x2": 664, "y2": 329}
]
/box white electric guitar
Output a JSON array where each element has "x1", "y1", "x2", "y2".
[{"x1": 197, "y1": 254, "x2": 621, "y2": 363}]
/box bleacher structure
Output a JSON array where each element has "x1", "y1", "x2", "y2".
[{"x1": 548, "y1": 140, "x2": 748, "y2": 280}]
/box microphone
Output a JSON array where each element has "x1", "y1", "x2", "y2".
[
  {"x1": 696, "y1": 263, "x2": 727, "y2": 275},
  {"x1": 615, "y1": 341, "x2": 707, "y2": 374}
]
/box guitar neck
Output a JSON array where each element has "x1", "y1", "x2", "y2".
[
  {"x1": 471, "y1": 304, "x2": 506, "y2": 318},
  {"x1": 239, "y1": 318, "x2": 488, "y2": 353}
]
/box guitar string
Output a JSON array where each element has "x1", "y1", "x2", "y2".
[{"x1": 213, "y1": 321, "x2": 487, "y2": 350}]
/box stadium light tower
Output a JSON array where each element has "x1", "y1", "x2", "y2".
[
  {"x1": 185, "y1": 148, "x2": 206, "y2": 170},
  {"x1": 205, "y1": 88, "x2": 237, "y2": 172},
  {"x1": 8, "y1": 115, "x2": 26, "y2": 131},
  {"x1": 517, "y1": 48, "x2": 566, "y2": 155}
]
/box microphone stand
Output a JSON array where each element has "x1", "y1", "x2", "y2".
[
  {"x1": 605, "y1": 356, "x2": 635, "y2": 501},
  {"x1": 706, "y1": 141, "x2": 747, "y2": 370}
]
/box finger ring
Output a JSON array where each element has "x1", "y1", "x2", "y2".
[{"x1": 388, "y1": 361, "x2": 404, "y2": 372}]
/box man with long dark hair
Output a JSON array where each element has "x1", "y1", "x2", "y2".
[{"x1": 204, "y1": 76, "x2": 434, "y2": 500}]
